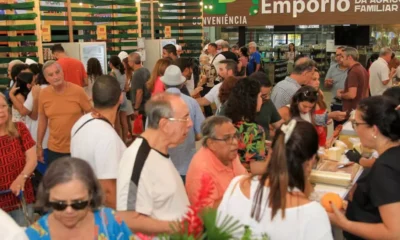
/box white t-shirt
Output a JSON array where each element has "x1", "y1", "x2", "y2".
[
  {"x1": 218, "y1": 176, "x2": 333, "y2": 240},
  {"x1": 117, "y1": 137, "x2": 189, "y2": 221},
  {"x1": 23, "y1": 85, "x2": 49, "y2": 149},
  {"x1": 204, "y1": 82, "x2": 222, "y2": 109},
  {"x1": 369, "y1": 57, "x2": 391, "y2": 96},
  {"x1": 396, "y1": 66, "x2": 400, "y2": 79},
  {"x1": 71, "y1": 113, "x2": 126, "y2": 179},
  {"x1": 0, "y1": 209, "x2": 28, "y2": 240},
  {"x1": 186, "y1": 73, "x2": 195, "y2": 93}
]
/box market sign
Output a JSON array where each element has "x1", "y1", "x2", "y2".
[{"x1": 202, "y1": 0, "x2": 400, "y2": 26}]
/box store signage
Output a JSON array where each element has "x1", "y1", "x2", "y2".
[
  {"x1": 42, "y1": 25, "x2": 51, "y2": 42},
  {"x1": 202, "y1": 0, "x2": 400, "y2": 26},
  {"x1": 164, "y1": 26, "x2": 172, "y2": 39},
  {"x1": 96, "y1": 25, "x2": 107, "y2": 40}
]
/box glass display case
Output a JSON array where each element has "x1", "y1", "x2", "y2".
[
  {"x1": 273, "y1": 34, "x2": 287, "y2": 47},
  {"x1": 288, "y1": 34, "x2": 301, "y2": 46}
]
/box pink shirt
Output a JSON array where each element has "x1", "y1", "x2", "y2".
[
  {"x1": 186, "y1": 147, "x2": 247, "y2": 207},
  {"x1": 152, "y1": 76, "x2": 165, "y2": 95}
]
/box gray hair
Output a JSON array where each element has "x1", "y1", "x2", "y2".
[
  {"x1": 221, "y1": 41, "x2": 230, "y2": 49},
  {"x1": 201, "y1": 116, "x2": 232, "y2": 147},
  {"x1": 145, "y1": 93, "x2": 176, "y2": 129},
  {"x1": 248, "y1": 42, "x2": 257, "y2": 48},
  {"x1": 379, "y1": 47, "x2": 393, "y2": 57},
  {"x1": 343, "y1": 47, "x2": 359, "y2": 61},
  {"x1": 129, "y1": 52, "x2": 141, "y2": 64},
  {"x1": 8, "y1": 59, "x2": 24, "y2": 68},
  {"x1": 292, "y1": 57, "x2": 316, "y2": 74},
  {"x1": 336, "y1": 46, "x2": 346, "y2": 51},
  {"x1": 42, "y1": 60, "x2": 61, "y2": 75}
]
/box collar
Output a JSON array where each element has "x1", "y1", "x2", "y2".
[
  {"x1": 166, "y1": 87, "x2": 181, "y2": 94},
  {"x1": 285, "y1": 76, "x2": 301, "y2": 88},
  {"x1": 348, "y1": 62, "x2": 361, "y2": 71},
  {"x1": 378, "y1": 57, "x2": 388, "y2": 65},
  {"x1": 335, "y1": 63, "x2": 348, "y2": 72},
  {"x1": 202, "y1": 147, "x2": 236, "y2": 172}
]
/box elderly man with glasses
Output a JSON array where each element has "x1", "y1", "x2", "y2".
[{"x1": 185, "y1": 116, "x2": 247, "y2": 208}]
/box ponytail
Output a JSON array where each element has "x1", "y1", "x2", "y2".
[{"x1": 118, "y1": 61, "x2": 125, "y2": 75}]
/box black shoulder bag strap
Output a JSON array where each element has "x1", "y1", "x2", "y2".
[{"x1": 73, "y1": 117, "x2": 112, "y2": 137}]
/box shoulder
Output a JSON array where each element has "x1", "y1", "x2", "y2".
[{"x1": 25, "y1": 216, "x2": 49, "y2": 239}]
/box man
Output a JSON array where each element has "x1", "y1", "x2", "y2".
[
  {"x1": 128, "y1": 52, "x2": 151, "y2": 119},
  {"x1": 247, "y1": 41, "x2": 262, "y2": 75},
  {"x1": 212, "y1": 41, "x2": 241, "y2": 73},
  {"x1": 208, "y1": 43, "x2": 219, "y2": 67},
  {"x1": 160, "y1": 65, "x2": 205, "y2": 182},
  {"x1": 173, "y1": 57, "x2": 194, "y2": 95},
  {"x1": 37, "y1": 60, "x2": 92, "y2": 165},
  {"x1": 369, "y1": 47, "x2": 396, "y2": 96},
  {"x1": 162, "y1": 44, "x2": 178, "y2": 60},
  {"x1": 186, "y1": 116, "x2": 247, "y2": 208},
  {"x1": 71, "y1": 75, "x2": 125, "y2": 209},
  {"x1": 324, "y1": 46, "x2": 348, "y2": 127},
  {"x1": 197, "y1": 59, "x2": 237, "y2": 110},
  {"x1": 250, "y1": 72, "x2": 283, "y2": 139},
  {"x1": 271, "y1": 57, "x2": 316, "y2": 109},
  {"x1": 117, "y1": 93, "x2": 191, "y2": 221},
  {"x1": 51, "y1": 44, "x2": 87, "y2": 87},
  {"x1": 337, "y1": 47, "x2": 369, "y2": 113}
]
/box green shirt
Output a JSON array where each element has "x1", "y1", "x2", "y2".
[{"x1": 255, "y1": 100, "x2": 281, "y2": 140}]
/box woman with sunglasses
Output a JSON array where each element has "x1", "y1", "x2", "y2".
[
  {"x1": 329, "y1": 96, "x2": 400, "y2": 240},
  {"x1": 218, "y1": 120, "x2": 333, "y2": 239},
  {"x1": 223, "y1": 78, "x2": 266, "y2": 174},
  {"x1": 25, "y1": 157, "x2": 134, "y2": 239}
]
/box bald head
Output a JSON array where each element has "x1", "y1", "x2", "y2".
[
  {"x1": 146, "y1": 93, "x2": 184, "y2": 129},
  {"x1": 128, "y1": 52, "x2": 141, "y2": 66},
  {"x1": 292, "y1": 57, "x2": 316, "y2": 75}
]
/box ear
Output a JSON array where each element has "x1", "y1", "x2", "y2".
[
  {"x1": 372, "y1": 125, "x2": 381, "y2": 137},
  {"x1": 158, "y1": 117, "x2": 169, "y2": 131}
]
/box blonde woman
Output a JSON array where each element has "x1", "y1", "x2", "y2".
[
  {"x1": 0, "y1": 93, "x2": 37, "y2": 226},
  {"x1": 146, "y1": 58, "x2": 172, "y2": 95}
]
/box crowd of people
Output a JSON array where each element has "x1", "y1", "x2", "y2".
[{"x1": 0, "y1": 40, "x2": 400, "y2": 240}]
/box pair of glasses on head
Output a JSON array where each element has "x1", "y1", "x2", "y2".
[
  {"x1": 303, "y1": 90, "x2": 318, "y2": 97},
  {"x1": 351, "y1": 120, "x2": 369, "y2": 129},
  {"x1": 210, "y1": 132, "x2": 241, "y2": 144},
  {"x1": 48, "y1": 200, "x2": 90, "y2": 211}
]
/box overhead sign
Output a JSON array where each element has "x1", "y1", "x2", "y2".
[
  {"x1": 202, "y1": 0, "x2": 400, "y2": 26},
  {"x1": 164, "y1": 26, "x2": 172, "y2": 39}
]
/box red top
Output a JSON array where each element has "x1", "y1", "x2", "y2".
[
  {"x1": 0, "y1": 122, "x2": 36, "y2": 212},
  {"x1": 57, "y1": 57, "x2": 87, "y2": 87},
  {"x1": 315, "y1": 109, "x2": 328, "y2": 147}
]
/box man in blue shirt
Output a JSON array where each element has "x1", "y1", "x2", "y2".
[
  {"x1": 160, "y1": 65, "x2": 205, "y2": 182},
  {"x1": 247, "y1": 42, "x2": 262, "y2": 75}
]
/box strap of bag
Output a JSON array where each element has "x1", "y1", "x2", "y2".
[{"x1": 73, "y1": 117, "x2": 111, "y2": 137}]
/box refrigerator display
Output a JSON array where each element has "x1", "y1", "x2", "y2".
[
  {"x1": 288, "y1": 34, "x2": 301, "y2": 46},
  {"x1": 273, "y1": 34, "x2": 287, "y2": 47}
]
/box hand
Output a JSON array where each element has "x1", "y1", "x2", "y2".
[
  {"x1": 327, "y1": 202, "x2": 349, "y2": 229},
  {"x1": 199, "y1": 75, "x2": 207, "y2": 86},
  {"x1": 9, "y1": 175, "x2": 25, "y2": 196},
  {"x1": 327, "y1": 119, "x2": 333, "y2": 125},
  {"x1": 192, "y1": 87, "x2": 203, "y2": 97},
  {"x1": 325, "y1": 78, "x2": 333, "y2": 86},
  {"x1": 390, "y1": 68, "x2": 397, "y2": 76},
  {"x1": 31, "y1": 85, "x2": 41, "y2": 99},
  {"x1": 37, "y1": 147, "x2": 44, "y2": 163},
  {"x1": 330, "y1": 111, "x2": 347, "y2": 121},
  {"x1": 336, "y1": 89, "x2": 344, "y2": 99},
  {"x1": 345, "y1": 149, "x2": 362, "y2": 164},
  {"x1": 10, "y1": 84, "x2": 19, "y2": 95}
]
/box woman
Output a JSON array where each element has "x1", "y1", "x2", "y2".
[
  {"x1": 279, "y1": 86, "x2": 318, "y2": 123},
  {"x1": 86, "y1": 58, "x2": 103, "y2": 99},
  {"x1": 123, "y1": 57, "x2": 134, "y2": 138},
  {"x1": 216, "y1": 76, "x2": 239, "y2": 115},
  {"x1": 286, "y1": 43, "x2": 296, "y2": 74},
  {"x1": 28, "y1": 63, "x2": 43, "y2": 85},
  {"x1": 329, "y1": 96, "x2": 400, "y2": 240},
  {"x1": 0, "y1": 93, "x2": 37, "y2": 226},
  {"x1": 239, "y1": 47, "x2": 249, "y2": 76},
  {"x1": 109, "y1": 56, "x2": 131, "y2": 144},
  {"x1": 224, "y1": 78, "x2": 266, "y2": 174},
  {"x1": 25, "y1": 157, "x2": 134, "y2": 239},
  {"x1": 218, "y1": 120, "x2": 333, "y2": 239},
  {"x1": 10, "y1": 72, "x2": 34, "y2": 123},
  {"x1": 146, "y1": 58, "x2": 171, "y2": 95}
]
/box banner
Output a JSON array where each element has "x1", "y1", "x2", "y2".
[
  {"x1": 202, "y1": 0, "x2": 400, "y2": 26},
  {"x1": 97, "y1": 25, "x2": 107, "y2": 40},
  {"x1": 42, "y1": 25, "x2": 51, "y2": 42}
]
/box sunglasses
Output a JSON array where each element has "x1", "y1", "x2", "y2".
[{"x1": 48, "y1": 200, "x2": 90, "y2": 211}]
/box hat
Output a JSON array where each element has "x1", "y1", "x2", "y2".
[
  {"x1": 160, "y1": 65, "x2": 186, "y2": 86},
  {"x1": 118, "y1": 51, "x2": 128, "y2": 61},
  {"x1": 25, "y1": 58, "x2": 37, "y2": 65}
]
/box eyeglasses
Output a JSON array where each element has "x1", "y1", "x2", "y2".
[
  {"x1": 303, "y1": 90, "x2": 318, "y2": 97},
  {"x1": 167, "y1": 117, "x2": 191, "y2": 122},
  {"x1": 48, "y1": 200, "x2": 90, "y2": 211},
  {"x1": 351, "y1": 120, "x2": 369, "y2": 129},
  {"x1": 211, "y1": 132, "x2": 241, "y2": 144}
]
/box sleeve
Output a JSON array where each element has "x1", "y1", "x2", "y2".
[
  {"x1": 103, "y1": 208, "x2": 134, "y2": 239},
  {"x1": 93, "y1": 136, "x2": 121, "y2": 180},
  {"x1": 269, "y1": 102, "x2": 282, "y2": 124},
  {"x1": 193, "y1": 102, "x2": 205, "y2": 135},
  {"x1": 25, "y1": 221, "x2": 47, "y2": 239},
  {"x1": 153, "y1": 78, "x2": 165, "y2": 94},
  {"x1": 346, "y1": 70, "x2": 360, "y2": 89},
  {"x1": 369, "y1": 161, "x2": 400, "y2": 207},
  {"x1": 255, "y1": 52, "x2": 261, "y2": 64},
  {"x1": 186, "y1": 76, "x2": 195, "y2": 93},
  {"x1": 378, "y1": 66, "x2": 390, "y2": 82},
  {"x1": 38, "y1": 90, "x2": 45, "y2": 114},
  {"x1": 303, "y1": 205, "x2": 334, "y2": 240},
  {"x1": 78, "y1": 88, "x2": 92, "y2": 112},
  {"x1": 17, "y1": 122, "x2": 35, "y2": 151},
  {"x1": 204, "y1": 84, "x2": 219, "y2": 104},
  {"x1": 23, "y1": 92, "x2": 33, "y2": 112},
  {"x1": 135, "y1": 168, "x2": 154, "y2": 215}
]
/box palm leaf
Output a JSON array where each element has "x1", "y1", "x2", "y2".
[{"x1": 201, "y1": 208, "x2": 242, "y2": 240}]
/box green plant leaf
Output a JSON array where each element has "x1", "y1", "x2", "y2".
[
  {"x1": 219, "y1": 0, "x2": 235, "y2": 2},
  {"x1": 201, "y1": 208, "x2": 242, "y2": 240},
  {"x1": 249, "y1": 5, "x2": 259, "y2": 16}
]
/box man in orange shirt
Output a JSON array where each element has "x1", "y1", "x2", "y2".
[
  {"x1": 51, "y1": 44, "x2": 88, "y2": 87},
  {"x1": 37, "y1": 60, "x2": 92, "y2": 165},
  {"x1": 186, "y1": 116, "x2": 247, "y2": 208}
]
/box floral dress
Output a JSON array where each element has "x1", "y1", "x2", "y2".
[
  {"x1": 235, "y1": 121, "x2": 267, "y2": 172},
  {"x1": 25, "y1": 207, "x2": 136, "y2": 240}
]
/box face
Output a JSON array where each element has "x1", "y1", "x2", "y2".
[
  {"x1": 44, "y1": 64, "x2": 64, "y2": 87},
  {"x1": 208, "y1": 122, "x2": 239, "y2": 163},
  {"x1": 260, "y1": 86, "x2": 272, "y2": 101},
  {"x1": 301, "y1": 68, "x2": 316, "y2": 85},
  {"x1": 256, "y1": 92, "x2": 263, "y2": 112},
  {"x1": 182, "y1": 67, "x2": 193, "y2": 80},
  {"x1": 352, "y1": 110, "x2": 375, "y2": 149},
  {"x1": 298, "y1": 101, "x2": 315, "y2": 114},
  {"x1": 49, "y1": 179, "x2": 91, "y2": 228},
  {"x1": 289, "y1": 44, "x2": 294, "y2": 51},
  {"x1": 208, "y1": 46, "x2": 216, "y2": 55},
  {"x1": 52, "y1": 52, "x2": 60, "y2": 60},
  {"x1": 335, "y1": 49, "x2": 344, "y2": 65},
  {"x1": 164, "y1": 98, "x2": 193, "y2": 147},
  {"x1": 0, "y1": 96, "x2": 9, "y2": 126},
  {"x1": 303, "y1": 155, "x2": 317, "y2": 177},
  {"x1": 341, "y1": 53, "x2": 351, "y2": 67},
  {"x1": 218, "y1": 64, "x2": 232, "y2": 80},
  {"x1": 308, "y1": 72, "x2": 320, "y2": 90},
  {"x1": 200, "y1": 56, "x2": 209, "y2": 65},
  {"x1": 162, "y1": 49, "x2": 169, "y2": 59},
  {"x1": 249, "y1": 46, "x2": 256, "y2": 54}
]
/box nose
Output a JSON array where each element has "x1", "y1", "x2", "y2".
[{"x1": 65, "y1": 205, "x2": 74, "y2": 214}]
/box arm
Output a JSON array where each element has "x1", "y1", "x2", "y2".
[
  {"x1": 29, "y1": 85, "x2": 41, "y2": 120},
  {"x1": 194, "y1": 102, "x2": 205, "y2": 141},
  {"x1": 278, "y1": 106, "x2": 291, "y2": 122},
  {"x1": 196, "y1": 97, "x2": 211, "y2": 106},
  {"x1": 99, "y1": 179, "x2": 116, "y2": 209},
  {"x1": 10, "y1": 93, "x2": 30, "y2": 117},
  {"x1": 37, "y1": 112, "x2": 48, "y2": 162},
  {"x1": 271, "y1": 119, "x2": 284, "y2": 129},
  {"x1": 340, "y1": 87, "x2": 357, "y2": 100},
  {"x1": 255, "y1": 53, "x2": 261, "y2": 72},
  {"x1": 359, "y1": 157, "x2": 376, "y2": 168},
  {"x1": 134, "y1": 89, "x2": 143, "y2": 110},
  {"x1": 10, "y1": 146, "x2": 38, "y2": 195}
]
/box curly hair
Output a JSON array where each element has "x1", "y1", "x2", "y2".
[
  {"x1": 225, "y1": 77, "x2": 261, "y2": 123},
  {"x1": 87, "y1": 58, "x2": 103, "y2": 82},
  {"x1": 218, "y1": 76, "x2": 239, "y2": 104}
]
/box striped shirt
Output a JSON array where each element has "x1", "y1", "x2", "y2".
[{"x1": 271, "y1": 76, "x2": 301, "y2": 109}]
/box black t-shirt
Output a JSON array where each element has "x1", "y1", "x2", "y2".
[
  {"x1": 219, "y1": 51, "x2": 239, "y2": 63},
  {"x1": 344, "y1": 146, "x2": 400, "y2": 240}
]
